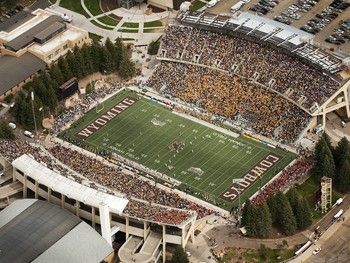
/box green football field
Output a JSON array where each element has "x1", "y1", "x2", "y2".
[{"x1": 62, "y1": 90, "x2": 295, "y2": 210}]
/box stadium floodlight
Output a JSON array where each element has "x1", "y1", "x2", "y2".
[
  {"x1": 31, "y1": 92, "x2": 38, "y2": 138},
  {"x1": 232, "y1": 178, "x2": 246, "y2": 225}
]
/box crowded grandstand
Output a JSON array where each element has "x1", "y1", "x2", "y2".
[{"x1": 144, "y1": 11, "x2": 350, "y2": 145}]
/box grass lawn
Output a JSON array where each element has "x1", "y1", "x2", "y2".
[
  {"x1": 122, "y1": 22, "x2": 139, "y2": 28},
  {"x1": 220, "y1": 247, "x2": 294, "y2": 263},
  {"x1": 144, "y1": 20, "x2": 163, "y2": 27},
  {"x1": 190, "y1": 0, "x2": 207, "y2": 11},
  {"x1": 143, "y1": 28, "x2": 163, "y2": 33},
  {"x1": 295, "y1": 176, "x2": 343, "y2": 220},
  {"x1": 90, "y1": 20, "x2": 113, "y2": 30},
  {"x1": 84, "y1": 0, "x2": 104, "y2": 16},
  {"x1": 119, "y1": 29, "x2": 138, "y2": 33},
  {"x1": 60, "y1": 0, "x2": 89, "y2": 17},
  {"x1": 97, "y1": 15, "x2": 120, "y2": 26},
  {"x1": 88, "y1": 32, "x2": 103, "y2": 42},
  {"x1": 62, "y1": 90, "x2": 295, "y2": 210},
  {"x1": 121, "y1": 38, "x2": 135, "y2": 41}
]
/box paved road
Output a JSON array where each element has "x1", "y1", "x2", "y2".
[{"x1": 305, "y1": 214, "x2": 350, "y2": 263}]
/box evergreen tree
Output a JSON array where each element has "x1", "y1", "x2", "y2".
[
  {"x1": 170, "y1": 246, "x2": 189, "y2": 263},
  {"x1": 0, "y1": 120, "x2": 15, "y2": 140},
  {"x1": 267, "y1": 195, "x2": 278, "y2": 224},
  {"x1": 70, "y1": 47, "x2": 84, "y2": 78},
  {"x1": 245, "y1": 204, "x2": 258, "y2": 237},
  {"x1": 45, "y1": 84, "x2": 58, "y2": 112},
  {"x1": 297, "y1": 198, "x2": 313, "y2": 229},
  {"x1": 80, "y1": 44, "x2": 94, "y2": 75},
  {"x1": 99, "y1": 46, "x2": 114, "y2": 73},
  {"x1": 275, "y1": 192, "x2": 297, "y2": 235},
  {"x1": 105, "y1": 37, "x2": 118, "y2": 69},
  {"x1": 57, "y1": 57, "x2": 73, "y2": 81},
  {"x1": 11, "y1": 91, "x2": 26, "y2": 125},
  {"x1": 287, "y1": 188, "x2": 312, "y2": 230},
  {"x1": 89, "y1": 42, "x2": 102, "y2": 73},
  {"x1": 322, "y1": 133, "x2": 334, "y2": 154},
  {"x1": 255, "y1": 202, "x2": 272, "y2": 238},
  {"x1": 34, "y1": 78, "x2": 47, "y2": 103},
  {"x1": 241, "y1": 199, "x2": 253, "y2": 226},
  {"x1": 335, "y1": 160, "x2": 350, "y2": 192},
  {"x1": 313, "y1": 137, "x2": 335, "y2": 180},
  {"x1": 333, "y1": 137, "x2": 350, "y2": 169},
  {"x1": 321, "y1": 154, "x2": 335, "y2": 179},
  {"x1": 119, "y1": 50, "x2": 135, "y2": 78},
  {"x1": 50, "y1": 64, "x2": 65, "y2": 85},
  {"x1": 114, "y1": 38, "x2": 124, "y2": 69}
]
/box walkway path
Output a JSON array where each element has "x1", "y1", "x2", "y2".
[
  {"x1": 204, "y1": 194, "x2": 349, "y2": 261},
  {"x1": 50, "y1": 2, "x2": 168, "y2": 44}
]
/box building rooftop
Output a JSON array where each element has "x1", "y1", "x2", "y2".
[
  {"x1": 0, "y1": 53, "x2": 46, "y2": 96},
  {"x1": 0, "y1": 199, "x2": 113, "y2": 263},
  {"x1": 4, "y1": 15, "x2": 63, "y2": 52},
  {"x1": 34, "y1": 21, "x2": 66, "y2": 43},
  {"x1": 0, "y1": 10, "x2": 34, "y2": 32}
]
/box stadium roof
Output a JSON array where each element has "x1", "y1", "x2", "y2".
[
  {"x1": 0, "y1": 53, "x2": 46, "y2": 96},
  {"x1": 12, "y1": 154, "x2": 129, "y2": 214},
  {"x1": 178, "y1": 11, "x2": 344, "y2": 74},
  {"x1": 4, "y1": 15, "x2": 64, "y2": 51},
  {"x1": 0, "y1": 199, "x2": 113, "y2": 263}
]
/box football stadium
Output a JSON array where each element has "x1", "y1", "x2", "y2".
[
  {"x1": 61, "y1": 89, "x2": 295, "y2": 210},
  {"x1": 1, "y1": 2, "x2": 350, "y2": 262}
]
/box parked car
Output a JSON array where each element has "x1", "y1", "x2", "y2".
[{"x1": 313, "y1": 247, "x2": 321, "y2": 255}]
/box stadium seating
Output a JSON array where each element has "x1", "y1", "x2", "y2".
[
  {"x1": 0, "y1": 140, "x2": 210, "y2": 225},
  {"x1": 147, "y1": 62, "x2": 310, "y2": 144},
  {"x1": 159, "y1": 25, "x2": 340, "y2": 109}
]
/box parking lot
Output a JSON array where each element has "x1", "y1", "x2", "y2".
[{"x1": 207, "y1": 0, "x2": 350, "y2": 55}]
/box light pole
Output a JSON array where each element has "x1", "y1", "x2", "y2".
[
  {"x1": 31, "y1": 92, "x2": 38, "y2": 138},
  {"x1": 232, "y1": 178, "x2": 246, "y2": 225}
]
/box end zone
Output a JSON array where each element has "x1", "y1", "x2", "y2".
[
  {"x1": 220, "y1": 153, "x2": 281, "y2": 202},
  {"x1": 77, "y1": 96, "x2": 138, "y2": 139}
]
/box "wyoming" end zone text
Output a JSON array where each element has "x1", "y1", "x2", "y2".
[{"x1": 76, "y1": 97, "x2": 137, "y2": 139}]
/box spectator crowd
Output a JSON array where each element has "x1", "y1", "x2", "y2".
[
  {"x1": 147, "y1": 62, "x2": 310, "y2": 144},
  {"x1": 51, "y1": 82, "x2": 122, "y2": 134},
  {"x1": 0, "y1": 140, "x2": 211, "y2": 225},
  {"x1": 251, "y1": 159, "x2": 314, "y2": 206},
  {"x1": 159, "y1": 25, "x2": 340, "y2": 109}
]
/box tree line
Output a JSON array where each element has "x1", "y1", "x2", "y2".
[
  {"x1": 241, "y1": 189, "x2": 312, "y2": 238},
  {"x1": 312, "y1": 133, "x2": 350, "y2": 192},
  {"x1": 10, "y1": 38, "x2": 135, "y2": 130},
  {"x1": 242, "y1": 132, "x2": 350, "y2": 238}
]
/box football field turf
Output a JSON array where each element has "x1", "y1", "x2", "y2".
[{"x1": 62, "y1": 89, "x2": 295, "y2": 210}]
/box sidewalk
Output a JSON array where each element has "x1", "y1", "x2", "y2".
[
  {"x1": 290, "y1": 204, "x2": 350, "y2": 263},
  {"x1": 50, "y1": 2, "x2": 168, "y2": 44}
]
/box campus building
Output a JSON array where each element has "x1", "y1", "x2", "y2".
[
  {"x1": 0, "y1": 153, "x2": 198, "y2": 263},
  {"x1": 0, "y1": 199, "x2": 114, "y2": 263},
  {"x1": 0, "y1": 8, "x2": 90, "y2": 100},
  {"x1": 117, "y1": 0, "x2": 187, "y2": 10}
]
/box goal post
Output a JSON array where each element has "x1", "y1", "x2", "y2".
[{"x1": 96, "y1": 100, "x2": 105, "y2": 114}]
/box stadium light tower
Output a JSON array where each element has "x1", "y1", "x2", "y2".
[
  {"x1": 31, "y1": 92, "x2": 38, "y2": 138},
  {"x1": 232, "y1": 178, "x2": 246, "y2": 225}
]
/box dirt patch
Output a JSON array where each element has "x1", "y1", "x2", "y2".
[
  {"x1": 101, "y1": 0, "x2": 118, "y2": 12},
  {"x1": 78, "y1": 72, "x2": 121, "y2": 88}
]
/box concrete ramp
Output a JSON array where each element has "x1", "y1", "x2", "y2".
[
  {"x1": 0, "y1": 181, "x2": 22, "y2": 199},
  {"x1": 118, "y1": 232, "x2": 162, "y2": 263}
]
